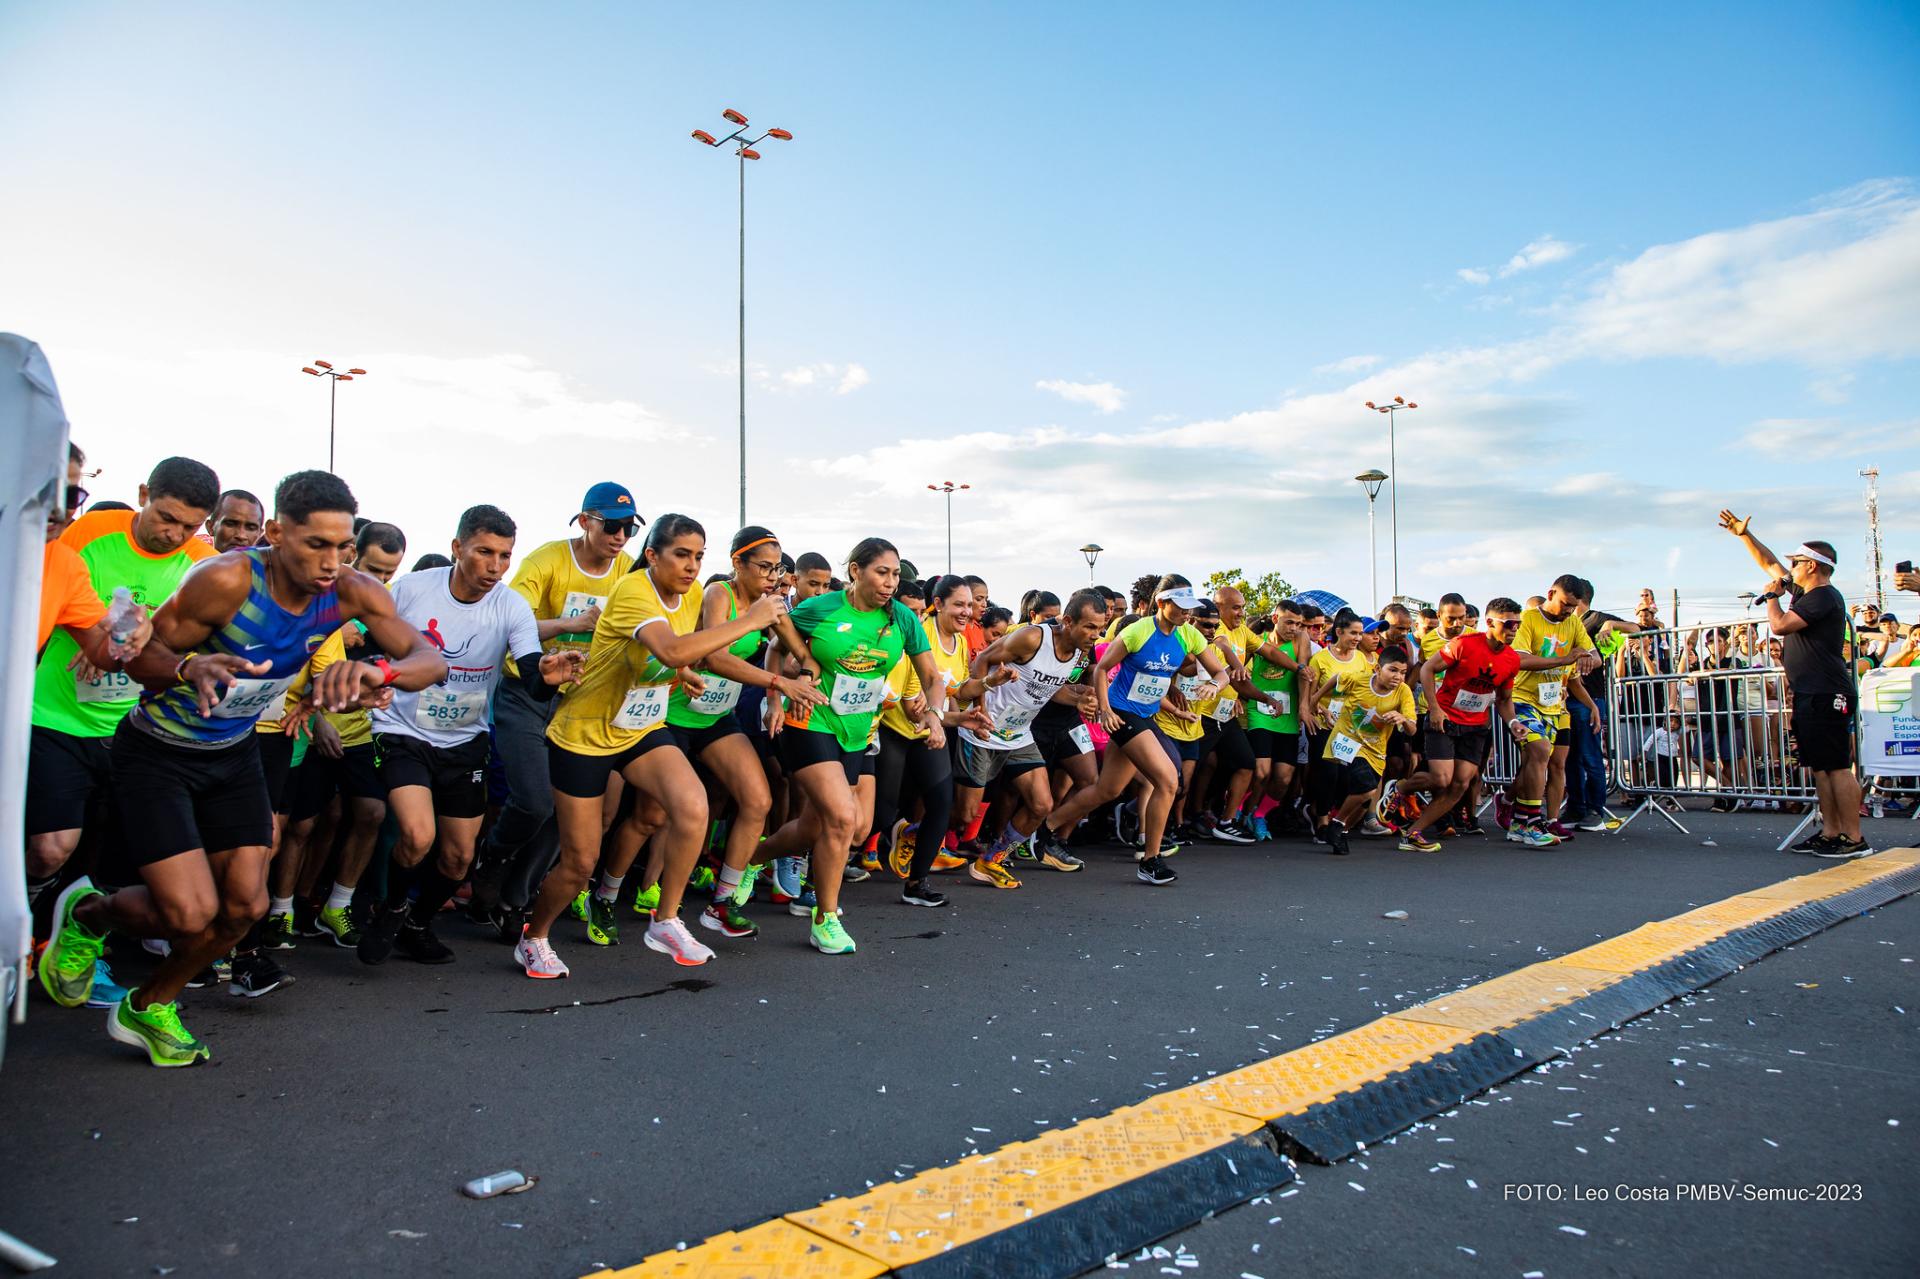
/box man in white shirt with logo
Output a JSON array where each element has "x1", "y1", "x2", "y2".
[{"x1": 359, "y1": 504, "x2": 583, "y2": 965}]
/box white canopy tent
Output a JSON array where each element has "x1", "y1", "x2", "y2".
[{"x1": 1, "y1": 334, "x2": 69, "y2": 1071}]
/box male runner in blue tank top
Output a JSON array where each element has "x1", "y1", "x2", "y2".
[{"x1": 37, "y1": 471, "x2": 447, "y2": 1067}]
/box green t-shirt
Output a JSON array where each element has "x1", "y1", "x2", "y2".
[
  {"x1": 34, "y1": 511, "x2": 212, "y2": 738},
  {"x1": 667, "y1": 582, "x2": 766, "y2": 730},
  {"x1": 1247, "y1": 638, "x2": 1301, "y2": 734},
  {"x1": 783, "y1": 590, "x2": 930, "y2": 751}
]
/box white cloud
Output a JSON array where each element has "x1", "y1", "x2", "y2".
[
  {"x1": 766, "y1": 361, "x2": 871, "y2": 395},
  {"x1": 1036, "y1": 378, "x2": 1128, "y2": 414},
  {"x1": 1456, "y1": 267, "x2": 1490, "y2": 286},
  {"x1": 1415, "y1": 538, "x2": 1543, "y2": 579},
  {"x1": 1499, "y1": 235, "x2": 1578, "y2": 277},
  {"x1": 1809, "y1": 371, "x2": 1855, "y2": 404},
  {"x1": 1739, "y1": 416, "x2": 1919, "y2": 459},
  {"x1": 1315, "y1": 353, "x2": 1383, "y2": 374}
]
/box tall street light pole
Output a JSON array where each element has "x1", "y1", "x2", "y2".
[
  {"x1": 926, "y1": 480, "x2": 970, "y2": 575},
  {"x1": 1355, "y1": 470, "x2": 1388, "y2": 614},
  {"x1": 1364, "y1": 396, "x2": 1418, "y2": 599},
  {"x1": 692, "y1": 109, "x2": 793, "y2": 529},
  {"x1": 1080, "y1": 543, "x2": 1103, "y2": 585},
  {"x1": 301, "y1": 360, "x2": 368, "y2": 473}
]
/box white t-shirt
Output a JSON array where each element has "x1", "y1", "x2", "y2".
[{"x1": 372, "y1": 568, "x2": 541, "y2": 747}]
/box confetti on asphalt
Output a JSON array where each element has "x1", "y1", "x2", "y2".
[{"x1": 1560, "y1": 1225, "x2": 1587, "y2": 1236}]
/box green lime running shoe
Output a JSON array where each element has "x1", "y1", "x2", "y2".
[
  {"x1": 569, "y1": 890, "x2": 590, "y2": 922},
  {"x1": 809, "y1": 908, "x2": 856, "y2": 955},
  {"x1": 586, "y1": 895, "x2": 619, "y2": 946},
  {"x1": 729, "y1": 862, "x2": 763, "y2": 908},
  {"x1": 688, "y1": 864, "x2": 716, "y2": 893},
  {"x1": 313, "y1": 905, "x2": 362, "y2": 948},
  {"x1": 39, "y1": 879, "x2": 107, "y2": 1008},
  {"x1": 630, "y1": 881, "x2": 662, "y2": 916},
  {"x1": 107, "y1": 997, "x2": 209, "y2": 1068},
  {"x1": 264, "y1": 911, "x2": 299, "y2": 951}
]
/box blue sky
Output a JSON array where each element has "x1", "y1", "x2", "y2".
[{"x1": 3, "y1": 2, "x2": 1916, "y2": 618}]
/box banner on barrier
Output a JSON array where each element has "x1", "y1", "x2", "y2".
[{"x1": 1860, "y1": 667, "x2": 1920, "y2": 775}]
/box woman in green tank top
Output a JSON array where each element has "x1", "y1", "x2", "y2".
[{"x1": 651, "y1": 526, "x2": 824, "y2": 941}]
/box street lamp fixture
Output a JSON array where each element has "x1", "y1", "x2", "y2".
[
  {"x1": 691, "y1": 106, "x2": 794, "y2": 528},
  {"x1": 1354, "y1": 470, "x2": 1388, "y2": 613},
  {"x1": 1363, "y1": 397, "x2": 1419, "y2": 597},
  {"x1": 303, "y1": 360, "x2": 369, "y2": 473},
  {"x1": 1080, "y1": 543, "x2": 1103, "y2": 584},
  {"x1": 927, "y1": 481, "x2": 970, "y2": 576}
]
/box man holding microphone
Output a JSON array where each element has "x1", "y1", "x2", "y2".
[{"x1": 1719, "y1": 510, "x2": 1871, "y2": 858}]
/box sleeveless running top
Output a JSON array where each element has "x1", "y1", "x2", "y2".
[
  {"x1": 668, "y1": 582, "x2": 765, "y2": 729},
  {"x1": 963, "y1": 621, "x2": 1087, "y2": 751},
  {"x1": 133, "y1": 549, "x2": 341, "y2": 748}
]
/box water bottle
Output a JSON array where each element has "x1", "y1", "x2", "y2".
[{"x1": 106, "y1": 587, "x2": 141, "y2": 647}]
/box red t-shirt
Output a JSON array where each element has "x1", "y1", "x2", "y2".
[{"x1": 1434, "y1": 632, "x2": 1522, "y2": 727}]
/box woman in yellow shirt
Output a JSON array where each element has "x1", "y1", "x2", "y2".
[{"x1": 518, "y1": 515, "x2": 804, "y2": 978}]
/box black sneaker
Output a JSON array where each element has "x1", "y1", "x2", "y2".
[
  {"x1": 1813, "y1": 837, "x2": 1873, "y2": 860},
  {"x1": 357, "y1": 905, "x2": 408, "y2": 966},
  {"x1": 185, "y1": 965, "x2": 222, "y2": 989},
  {"x1": 229, "y1": 950, "x2": 293, "y2": 998},
  {"x1": 483, "y1": 903, "x2": 527, "y2": 944},
  {"x1": 1211, "y1": 821, "x2": 1256, "y2": 845},
  {"x1": 395, "y1": 922, "x2": 456, "y2": 964},
  {"x1": 1136, "y1": 855, "x2": 1177, "y2": 886},
  {"x1": 901, "y1": 880, "x2": 949, "y2": 908},
  {"x1": 1323, "y1": 819, "x2": 1352, "y2": 856},
  {"x1": 1790, "y1": 833, "x2": 1838, "y2": 855}
]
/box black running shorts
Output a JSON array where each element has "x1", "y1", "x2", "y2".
[{"x1": 111, "y1": 721, "x2": 273, "y2": 863}]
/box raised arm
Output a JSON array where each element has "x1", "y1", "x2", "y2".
[{"x1": 1718, "y1": 510, "x2": 1787, "y2": 579}]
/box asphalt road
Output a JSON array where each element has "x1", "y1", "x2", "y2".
[{"x1": 3, "y1": 809, "x2": 1914, "y2": 1278}]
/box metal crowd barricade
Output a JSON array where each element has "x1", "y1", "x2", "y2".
[{"x1": 1607, "y1": 619, "x2": 1825, "y2": 849}]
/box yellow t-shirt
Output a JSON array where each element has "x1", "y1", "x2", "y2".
[
  {"x1": 547, "y1": 571, "x2": 702, "y2": 755},
  {"x1": 1308, "y1": 647, "x2": 1369, "y2": 724},
  {"x1": 882, "y1": 619, "x2": 968, "y2": 740},
  {"x1": 504, "y1": 539, "x2": 635, "y2": 677},
  {"x1": 1324, "y1": 669, "x2": 1416, "y2": 773},
  {"x1": 1155, "y1": 667, "x2": 1211, "y2": 742},
  {"x1": 1510, "y1": 607, "x2": 1592, "y2": 724},
  {"x1": 1419, "y1": 629, "x2": 1449, "y2": 660},
  {"x1": 1198, "y1": 623, "x2": 1258, "y2": 720}
]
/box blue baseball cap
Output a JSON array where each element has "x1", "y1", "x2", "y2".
[
  {"x1": 574, "y1": 482, "x2": 642, "y2": 524},
  {"x1": 1361, "y1": 615, "x2": 1388, "y2": 633}
]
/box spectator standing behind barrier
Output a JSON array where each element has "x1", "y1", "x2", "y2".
[{"x1": 1718, "y1": 510, "x2": 1871, "y2": 858}]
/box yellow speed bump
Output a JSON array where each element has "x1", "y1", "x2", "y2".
[
  {"x1": 595, "y1": 1218, "x2": 886, "y2": 1279},
  {"x1": 786, "y1": 1096, "x2": 1258, "y2": 1270},
  {"x1": 1181, "y1": 1016, "x2": 1474, "y2": 1121},
  {"x1": 1394, "y1": 962, "x2": 1624, "y2": 1034}
]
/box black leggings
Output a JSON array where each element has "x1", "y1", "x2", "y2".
[{"x1": 874, "y1": 724, "x2": 956, "y2": 881}]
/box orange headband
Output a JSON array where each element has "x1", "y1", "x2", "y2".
[{"x1": 733, "y1": 536, "x2": 777, "y2": 559}]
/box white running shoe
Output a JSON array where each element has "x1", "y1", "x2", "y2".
[
  {"x1": 644, "y1": 916, "x2": 715, "y2": 967},
  {"x1": 514, "y1": 928, "x2": 570, "y2": 979}
]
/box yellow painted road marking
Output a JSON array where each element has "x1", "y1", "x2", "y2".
[{"x1": 585, "y1": 850, "x2": 1917, "y2": 1277}]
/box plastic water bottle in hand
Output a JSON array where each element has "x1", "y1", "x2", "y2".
[{"x1": 105, "y1": 586, "x2": 142, "y2": 660}]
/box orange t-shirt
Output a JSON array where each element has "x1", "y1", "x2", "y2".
[{"x1": 39, "y1": 540, "x2": 108, "y2": 650}]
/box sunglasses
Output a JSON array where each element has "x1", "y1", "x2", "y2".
[
  {"x1": 1494, "y1": 618, "x2": 1522, "y2": 631},
  {"x1": 587, "y1": 516, "x2": 636, "y2": 537},
  {"x1": 65, "y1": 486, "x2": 89, "y2": 512}
]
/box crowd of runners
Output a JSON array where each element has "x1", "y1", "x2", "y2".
[{"x1": 22, "y1": 451, "x2": 1888, "y2": 1067}]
